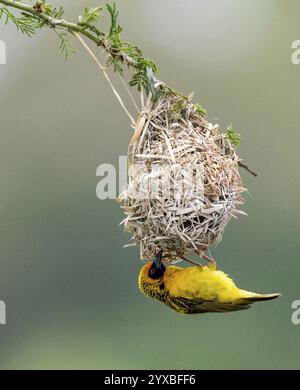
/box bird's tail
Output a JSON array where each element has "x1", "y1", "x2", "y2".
[{"x1": 239, "y1": 291, "x2": 281, "y2": 303}]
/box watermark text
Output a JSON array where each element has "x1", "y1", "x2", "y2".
[
  {"x1": 0, "y1": 300, "x2": 6, "y2": 325},
  {"x1": 291, "y1": 40, "x2": 300, "y2": 65},
  {"x1": 291, "y1": 300, "x2": 300, "y2": 325},
  {"x1": 0, "y1": 40, "x2": 6, "y2": 65},
  {"x1": 96, "y1": 156, "x2": 204, "y2": 201}
]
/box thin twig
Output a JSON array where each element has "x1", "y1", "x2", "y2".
[
  {"x1": 140, "y1": 90, "x2": 145, "y2": 109},
  {"x1": 72, "y1": 32, "x2": 135, "y2": 125},
  {"x1": 118, "y1": 73, "x2": 140, "y2": 114},
  {"x1": 238, "y1": 161, "x2": 258, "y2": 177}
]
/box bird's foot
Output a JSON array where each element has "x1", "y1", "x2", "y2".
[
  {"x1": 180, "y1": 256, "x2": 203, "y2": 267},
  {"x1": 198, "y1": 249, "x2": 217, "y2": 270}
]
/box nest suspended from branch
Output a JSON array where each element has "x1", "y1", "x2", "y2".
[{"x1": 119, "y1": 90, "x2": 246, "y2": 263}]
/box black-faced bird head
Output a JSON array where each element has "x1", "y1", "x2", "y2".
[{"x1": 148, "y1": 250, "x2": 166, "y2": 279}]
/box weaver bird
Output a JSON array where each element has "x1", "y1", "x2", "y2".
[{"x1": 139, "y1": 251, "x2": 280, "y2": 314}]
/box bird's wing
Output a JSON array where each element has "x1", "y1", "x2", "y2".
[{"x1": 172, "y1": 296, "x2": 250, "y2": 314}]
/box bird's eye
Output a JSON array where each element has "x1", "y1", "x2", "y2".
[{"x1": 149, "y1": 267, "x2": 156, "y2": 277}]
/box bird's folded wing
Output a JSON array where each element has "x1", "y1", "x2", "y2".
[{"x1": 172, "y1": 296, "x2": 250, "y2": 314}]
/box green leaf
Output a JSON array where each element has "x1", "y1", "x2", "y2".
[
  {"x1": 195, "y1": 103, "x2": 207, "y2": 116},
  {"x1": 0, "y1": 6, "x2": 38, "y2": 37},
  {"x1": 78, "y1": 6, "x2": 102, "y2": 25},
  {"x1": 57, "y1": 32, "x2": 76, "y2": 60},
  {"x1": 226, "y1": 124, "x2": 241, "y2": 147},
  {"x1": 106, "y1": 3, "x2": 121, "y2": 37}
]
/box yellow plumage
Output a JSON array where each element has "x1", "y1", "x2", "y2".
[{"x1": 139, "y1": 257, "x2": 280, "y2": 314}]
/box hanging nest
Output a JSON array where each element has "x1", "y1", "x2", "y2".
[{"x1": 119, "y1": 89, "x2": 246, "y2": 263}]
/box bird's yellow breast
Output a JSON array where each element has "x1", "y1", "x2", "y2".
[{"x1": 164, "y1": 265, "x2": 242, "y2": 302}]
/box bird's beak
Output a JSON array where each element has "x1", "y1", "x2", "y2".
[{"x1": 153, "y1": 250, "x2": 163, "y2": 270}]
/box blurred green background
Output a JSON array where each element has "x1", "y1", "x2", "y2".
[{"x1": 0, "y1": 0, "x2": 299, "y2": 369}]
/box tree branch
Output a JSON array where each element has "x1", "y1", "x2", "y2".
[
  {"x1": 0, "y1": 0, "x2": 104, "y2": 45},
  {"x1": 72, "y1": 31, "x2": 135, "y2": 125},
  {"x1": 0, "y1": 0, "x2": 158, "y2": 120},
  {"x1": 0, "y1": 0, "x2": 156, "y2": 76}
]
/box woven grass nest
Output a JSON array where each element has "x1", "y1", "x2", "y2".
[{"x1": 119, "y1": 90, "x2": 246, "y2": 263}]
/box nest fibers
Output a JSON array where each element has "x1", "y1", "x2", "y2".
[{"x1": 119, "y1": 92, "x2": 246, "y2": 262}]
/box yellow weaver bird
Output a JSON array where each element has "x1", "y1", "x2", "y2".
[{"x1": 139, "y1": 251, "x2": 280, "y2": 314}]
